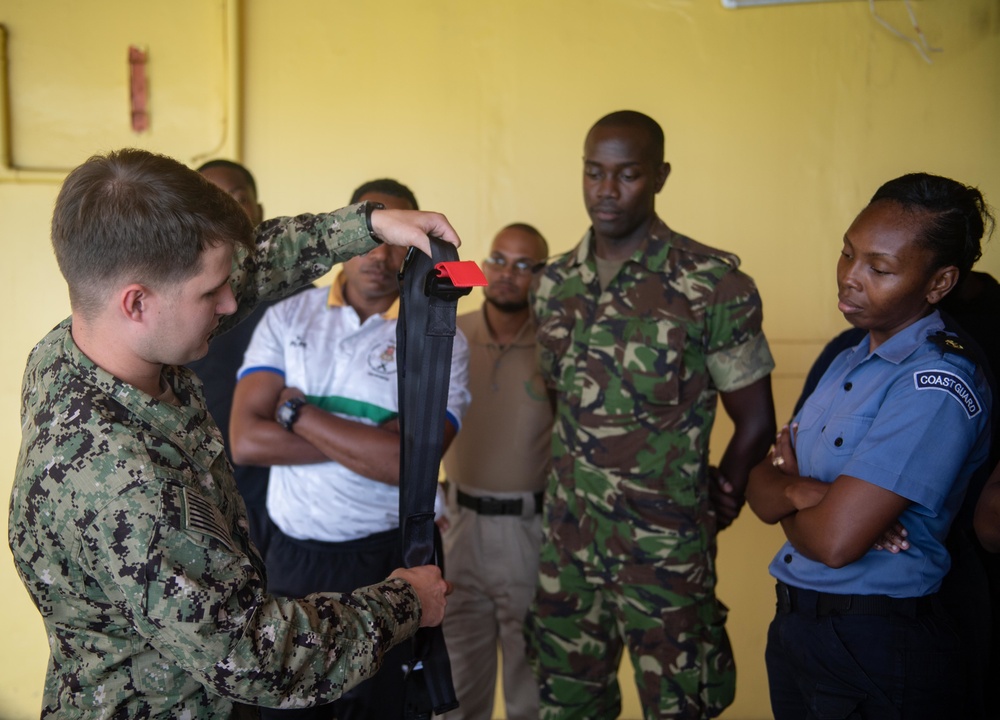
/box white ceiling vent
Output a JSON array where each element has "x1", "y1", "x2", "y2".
[
  {"x1": 722, "y1": 0, "x2": 860, "y2": 7},
  {"x1": 720, "y1": 0, "x2": 940, "y2": 64}
]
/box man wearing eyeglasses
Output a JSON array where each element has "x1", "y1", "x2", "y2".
[{"x1": 441, "y1": 223, "x2": 553, "y2": 720}]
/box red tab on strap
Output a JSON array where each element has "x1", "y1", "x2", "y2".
[{"x1": 435, "y1": 261, "x2": 488, "y2": 287}]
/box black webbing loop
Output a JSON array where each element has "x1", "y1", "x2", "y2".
[{"x1": 396, "y1": 239, "x2": 474, "y2": 718}]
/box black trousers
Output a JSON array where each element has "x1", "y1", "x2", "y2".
[
  {"x1": 260, "y1": 526, "x2": 408, "y2": 720},
  {"x1": 766, "y1": 583, "x2": 967, "y2": 720}
]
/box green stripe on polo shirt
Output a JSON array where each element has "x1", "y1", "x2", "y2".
[{"x1": 305, "y1": 395, "x2": 398, "y2": 425}]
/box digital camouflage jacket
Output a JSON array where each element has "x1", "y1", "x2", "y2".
[{"x1": 9, "y1": 206, "x2": 422, "y2": 719}]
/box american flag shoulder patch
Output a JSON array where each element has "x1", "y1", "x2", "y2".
[{"x1": 181, "y1": 487, "x2": 235, "y2": 551}]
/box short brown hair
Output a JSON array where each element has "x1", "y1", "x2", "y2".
[{"x1": 52, "y1": 148, "x2": 254, "y2": 316}]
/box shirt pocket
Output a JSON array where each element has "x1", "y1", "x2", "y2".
[
  {"x1": 536, "y1": 312, "x2": 573, "y2": 391},
  {"x1": 794, "y1": 399, "x2": 825, "y2": 437},
  {"x1": 818, "y1": 414, "x2": 874, "y2": 457},
  {"x1": 614, "y1": 315, "x2": 685, "y2": 406}
]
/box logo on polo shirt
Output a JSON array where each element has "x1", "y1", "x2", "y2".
[
  {"x1": 368, "y1": 342, "x2": 398, "y2": 376},
  {"x1": 913, "y1": 369, "x2": 982, "y2": 418}
]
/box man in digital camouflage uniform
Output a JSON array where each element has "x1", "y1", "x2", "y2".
[
  {"x1": 8, "y1": 148, "x2": 454, "y2": 719},
  {"x1": 527, "y1": 111, "x2": 777, "y2": 719}
]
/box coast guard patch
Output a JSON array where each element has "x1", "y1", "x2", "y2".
[{"x1": 913, "y1": 369, "x2": 982, "y2": 418}]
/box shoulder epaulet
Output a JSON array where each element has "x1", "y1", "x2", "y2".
[
  {"x1": 666, "y1": 230, "x2": 741, "y2": 270},
  {"x1": 928, "y1": 330, "x2": 975, "y2": 359}
]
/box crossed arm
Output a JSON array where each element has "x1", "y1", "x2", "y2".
[
  {"x1": 745, "y1": 425, "x2": 910, "y2": 568},
  {"x1": 229, "y1": 370, "x2": 456, "y2": 486}
]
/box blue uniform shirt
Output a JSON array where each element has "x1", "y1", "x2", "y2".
[{"x1": 770, "y1": 311, "x2": 991, "y2": 597}]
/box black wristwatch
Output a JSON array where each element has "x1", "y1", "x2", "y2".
[
  {"x1": 276, "y1": 397, "x2": 307, "y2": 432},
  {"x1": 364, "y1": 201, "x2": 386, "y2": 243}
]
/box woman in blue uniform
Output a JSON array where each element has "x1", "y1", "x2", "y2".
[{"x1": 747, "y1": 173, "x2": 994, "y2": 719}]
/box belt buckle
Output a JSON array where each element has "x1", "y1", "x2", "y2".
[
  {"x1": 479, "y1": 496, "x2": 522, "y2": 515},
  {"x1": 478, "y1": 496, "x2": 502, "y2": 514},
  {"x1": 817, "y1": 592, "x2": 852, "y2": 616}
]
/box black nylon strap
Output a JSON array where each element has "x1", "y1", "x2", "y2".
[{"x1": 396, "y1": 239, "x2": 472, "y2": 718}]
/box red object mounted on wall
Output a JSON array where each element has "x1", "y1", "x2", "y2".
[{"x1": 129, "y1": 46, "x2": 148, "y2": 133}]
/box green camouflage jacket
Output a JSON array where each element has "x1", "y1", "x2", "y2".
[
  {"x1": 532, "y1": 218, "x2": 774, "y2": 535},
  {"x1": 9, "y1": 206, "x2": 422, "y2": 719}
]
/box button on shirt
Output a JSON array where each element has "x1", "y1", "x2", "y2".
[
  {"x1": 239, "y1": 278, "x2": 470, "y2": 542},
  {"x1": 771, "y1": 311, "x2": 991, "y2": 597}
]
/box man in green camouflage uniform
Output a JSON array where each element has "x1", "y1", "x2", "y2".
[
  {"x1": 9, "y1": 148, "x2": 456, "y2": 719},
  {"x1": 527, "y1": 112, "x2": 776, "y2": 719}
]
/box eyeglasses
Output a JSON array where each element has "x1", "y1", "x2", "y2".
[{"x1": 482, "y1": 255, "x2": 546, "y2": 275}]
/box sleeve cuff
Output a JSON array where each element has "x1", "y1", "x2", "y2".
[
  {"x1": 372, "y1": 576, "x2": 422, "y2": 641},
  {"x1": 362, "y1": 201, "x2": 386, "y2": 244},
  {"x1": 708, "y1": 333, "x2": 775, "y2": 393}
]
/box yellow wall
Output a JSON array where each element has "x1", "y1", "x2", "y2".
[{"x1": 1, "y1": 1, "x2": 998, "y2": 718}]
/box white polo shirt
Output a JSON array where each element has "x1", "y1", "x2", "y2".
[{"x1": 238, "y1": 277, "x2": 470, "y2": 542}]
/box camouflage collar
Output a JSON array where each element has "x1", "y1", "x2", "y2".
[
  {"x1": 569, "y1": 216, "x2": 677, "y2": 273},
  {"x1": 58, "y1": 320, "x2": 226, "y2": 473}
]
